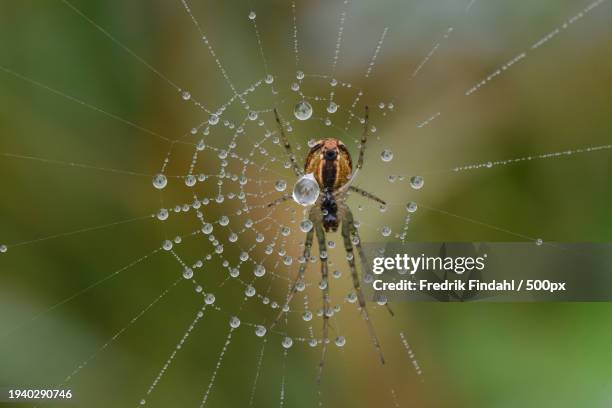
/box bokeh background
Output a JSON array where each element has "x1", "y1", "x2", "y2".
[{"x1": 1, "y1": 0, "x2": 611, "y2": 407}]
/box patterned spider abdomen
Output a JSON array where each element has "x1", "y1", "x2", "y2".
[
  {"x1": 304, "y1": 138, "x2": 352, "y2": 231},
  {"x1": 304, "y1": 138, "x2": 352, "y2": 191}
]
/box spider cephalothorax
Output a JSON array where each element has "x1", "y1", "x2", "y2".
[
  {"x1": 304, "y1": 138, "x2": 353, "y2": 232},
  {"x1": 270, "y1": 107, "x2": 392, "y2": 382}
]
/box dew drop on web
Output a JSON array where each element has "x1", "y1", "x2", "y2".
[
  {"x1": 152, "y1": 173, "x2": 167, "y2": 190},
  {"x1": 293, "y1": 101, "x2": 313, "y2": 121},
  {"x1": 380, "y1": 149, "x2": 393, "y2": 162},
  {"x1": 410, "y1": 176, "x2": 424, "y2": 190}
]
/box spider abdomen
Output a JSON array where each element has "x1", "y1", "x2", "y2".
[{"x1": 304, "y1": 138, "x2": 353, "y2": 191}]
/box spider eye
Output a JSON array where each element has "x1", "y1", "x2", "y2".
[{"x1": 325, "y1": 150, "x2": 337, "y2": 160}]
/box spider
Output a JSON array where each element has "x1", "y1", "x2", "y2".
[{"x1": 268, "y1": 106, "x2": 393, "y2": 382}]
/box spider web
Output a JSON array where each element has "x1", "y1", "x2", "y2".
[{"x1": 0, "y1": 0, "x2": 611, "y2": 407}]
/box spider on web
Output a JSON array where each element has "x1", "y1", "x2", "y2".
[{"x1": 266, "y1": 106, "x2": 394, "y2": 382}]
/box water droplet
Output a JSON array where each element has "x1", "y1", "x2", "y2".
[
  {"x1": 406, "y1": 202, "x2": 418, "y2": 213},
  {"x1": 380, "y1": 149, "x2": 393, "y2": 162},
  {"x1": 335, "y1": 336, "x2": 346, "y2": 347},
  {"x1": 230, "y1": 316, "x2": 241, "y2": 328},
  {"x1": 410, "y1": 176, "x2": 424, "y2": 190},
  {"x1": 282, "y1": 337, "x2": 293, "y2": 349},
  {"x1": 205, "y1": 293, "x2": 216, "y2": 304},
  {"x1": 201, "y1": 223, "x2": 213, "y2": 234},
  {"x1": 309, "y1": 338, "x2": 318, "y2": 347},
  {"x1": 157, "y1": 208, "x2": 169, "y2": 221},
  {"x1": 254, "y1": 264, "x2": 266, "y2": 277},
  {"x1": 219, "y1": 216, "x2": 229, "y2": 226},
  {"x1": 302, "y1": 311, "x2": 313, "y2": 321},
  {"x1": 300, "y1": 219, "x2": 313, "y2": 232},
  {"x1": 294, "y1": 101, "x2": 313, "y2": 121},
  {"x1": 181, "y1": 90, "x2": 191, "y2": 101},
  {"x1": 381, "y1": 226, "x2": 392, "y2": 237},
  {"x1": 245, "y1": 285, "x2": 256, "y2": 297},
  {"x1": 208, "y1": 114, "x2": 219, "y2": 125},
  {"x1": 185, "y1": 175, "x2": 196, "y2": 187},
  {"x1": 536, "y1": 238, "x2": 543, "y2": 246},
  {"x1": 183, "y1": 267, "x2": 194, "y2": 279},
  {"x1": 0, "y1": 245, "x2": 7, "y2": 254},
  {"x1": 248, "y1": 111, "x2": 258, "y2": 121},
  {"x1": 275, "y1": 179, "x2": 287, "y2": 192},
  {"x1": 346, "y1": 292, "x2": 357, "y2": 303},
  {"x1": 292, "y1": 173, "x2": 320, "y2": 206},
  {"x1": 255, "y1": 325, "x2": 267, "y2": 337},
  {"x1": 327, "y1": 102, "x2": 338, "y2": 114},
  {"x1": 376, "y1": 294, "x2": 388, "y2": 306},
  {"x1": 152, "y1": 174, "x2": 168, "y2": 190},
  {"x1": 265, "y1": 74, "x2": 274, "y2": 84},
  {"x1": 162, "y1": 240, "x2": 173, "y2": 251},
  {"x1": 248, "y1": 11, "x2": 256, "y2": 20}
]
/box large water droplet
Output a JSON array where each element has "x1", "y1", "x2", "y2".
[
  {"x1": 248, "y1": 11, "x2": 256, "y2": 20},
  {"x1": 294, "y1": 101, "x2": 313, "y2": 121},
  {"x1": 152, "y1": 174, "x2": 168, "y2": 189},
  {"x1": 335, "y1": 336, "x2": 346, "y2": 347},
  {"x1": 292, "y1": 173, "x2": 320, "y2": 206},
  {"x1": 0, "y1": 245, "x2": 7, "y2": 254},
  {"x1": 380, "y1": 149, "x2": 393, "y2": 162},
  {"x1": 181, "y1": 91, "x2": 191, "y2": 101},
  {"x1": 410, "y1": 176, "x2": 424, "y2": 190},
  {"x1": 406, "y1": 202, "x2": 418, "y2": 213},
  {"x1": 327, "y1": 102, "x2": 338, "y2": 114}
]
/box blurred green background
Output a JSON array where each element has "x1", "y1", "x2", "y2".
[{"x1": 1, "y1": 0, "x2": 611, "y2": 407}]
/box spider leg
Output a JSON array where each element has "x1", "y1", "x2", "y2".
[
  {"x1": 266, "y1": 194, "x2": 292, "y2": 208},
  {"x1": 349, "y1": 186, "x2": 386, "y2": 206},
  {"x1": 341, "y1": 207, "x2": 385, "y2": 364},
  {"x1": 314, "y1": 222, "x2": 330, "y2": 384},
  {"x1": 356, "y1": 105, "x2": 369, "y2": 171},
  {"x1": 270, "y1": 216, "x2": 314, "y2": 329},
  {"x1": 274, "y1": 108, "x2": 303, "y2": 177},
  {"x1": 351, "y1": 218, "x2": 394, "y2": 317}
]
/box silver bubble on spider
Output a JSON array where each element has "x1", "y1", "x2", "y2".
[
  {"x1": 292, "y1": 173, "x2": 320, "y2": 206},
  {"x1": 410, "y1": 176, "x2": 424, "y2": 190},
  {"x1": 293, "y1": 101, "x2": 313, "y2": 121}
]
